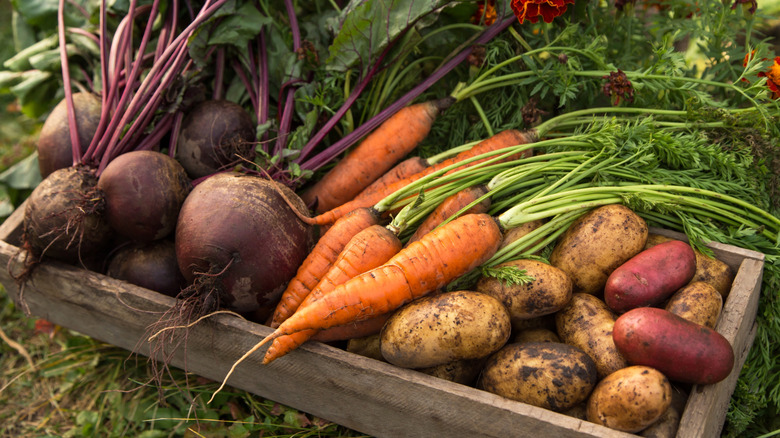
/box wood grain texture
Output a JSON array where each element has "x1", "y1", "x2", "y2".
[{"x1": 0, "y1": 219, "x2": 765, "y2": 438}]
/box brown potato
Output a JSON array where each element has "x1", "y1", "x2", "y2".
[
  {"x1": 498, "y1": 219, "x2": 546, "y2": 254},
  {"x1": 416, "y1": 358, "x2": 486, "y2": 386},
  {"x1": 691, "y1": 251, "x2": 735, "y2": 298},
  {"x1": 587, "y1": 366, "x2": 673, "y2": 433},
  {"x1": 380, "y1": 291, "x2": 511, "y2": 368},
  {"x1": 476, "y1": 259, "x2": 572, "y2": 325},
  {"x1": 665, "y1": 281, "x2": 723, "y2": 329},
  {"x1": 479, "y1": 342, "x2": 598, "y2": 412},
  {"x1": 644, "y1": 233, "x2": 735, "y2": 298},
  {"x1": 550, "y1": 204, "x2": 648, "y2": 294},
  {"x1": 562, "y1": 403, "x2": 588, "y2": 420},
  {"x1": 556, "y1": 293, "x2": 629, "y2": 379},
  {"x1": 346, "y1": 333, "x2": 385, "y2": 362},
  {"x1": 639, "y1": 386, "x2": 689, "y2": 438},
  {"x1": 513, "y1": 327, "x2": 561, "y2": 344},
  {"x1": 509, "y1": 313, "x2": 557, "y2": 333}
]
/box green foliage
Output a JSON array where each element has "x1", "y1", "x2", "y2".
[{"x1": 480, "y1": 265, "x2": 536, "y2": 285}]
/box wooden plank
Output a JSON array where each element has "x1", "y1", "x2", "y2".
[
  {"x1": 0, "y1": 220, "x2": 764, "y2": 438},
  {"x1": 0, "y1": 198, "x2": 25, "y2": 245},
  {"x1": 676, "y1": 257, "x2": 765, "y2": 438},
  {"x1": 0, "y1": 239, "x2": 637, "y2": 438}
]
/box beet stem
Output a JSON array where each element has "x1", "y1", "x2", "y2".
[
  {"x1": 298, "y1": 16, "x2": 515, "y2": 172},
  {"x1": 58, "y1": 0, "x2": 82, "y2": 166}
]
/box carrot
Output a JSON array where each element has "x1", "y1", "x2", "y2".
[
  {"x1": 309, "y1": 313, "x2": 391, "y2": 343},
  {"x1": 268, "y1": 206, "x2": 381, "y2": 328},
  {"x1": 352, "y1": 156, "x2": 428, "y2": 203},
  {"x1": 406, "y1": 184, "x2": 491, "y2": 244},
  {"x1": 208, "y1": 213, "x2": 502, "y2": 400},
  {"x1": 307, "y1": 129, "x2": 535, "y2": 226},
  {"x1": 263, "y1": 223, "x2": 402, "y2": 363},
  {"x1": 301, "y1": 97, "x2": 454, "y2": 214}
]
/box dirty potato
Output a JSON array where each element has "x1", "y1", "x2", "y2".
[
  {"x1": 346, "y1": 333, "x2": 385, "y2": 362},
  {"x1": 479, "y1": 342, "x2": 598, "y2": 412},
  {"x1": 556, "y1": 293, "x2": 629, "y2": 379},
  {"x1": 380, "y1": 291, "x2": 511, "y2": 369},
  {"x1": 665, "y1": 281, "x2": 723, "y2": 329},
  {"x1": 416, "y1": 358, "x2": 486, "y2": 386},
  {"x1": 550, "y1": 204, "x2": 648, "y2": 294},
  {"x1": 587, "y1": 366, "x2": 673, "y2": 433},
  {"x1": 638, "y1": 386, "x2": 689, "y2": 438},
  {"x1": 691, "y1": 251, "x2": 735, "y2": 298},
  {"x1": 513, "y1": 327, "x2": 561, "y2": 344},
  {"x1": 498, "y1": 219, "x2": 546, "y2": 254},
  {"x1": 476, "y1": 259, "x2": 572, "y2": 325}
]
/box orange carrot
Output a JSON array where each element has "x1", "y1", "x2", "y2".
[
  {"x1": 262, "y1": 223, "x2": 402, "y2": 363},
  {"x1": 279, "y1": 212, "x2": 501, "y2": 331},
  {"x1": 307, "y1": 129, "x2": 535, "y2": 226},
  {"x1": 210, "y1": 213, "x2": 502, "y2": 400},
  {"x1": 309, "y1": 313, "x2": 391, "y2": 343},
  {"x1": 268, "y1": 207, "x2": 381, "y2": 328},
  {"x1": 406, "y1": 184, "x2": 491, "y2": 244},
  {"x1": 301, "y1": 98, "x2": 454, "y2": 214},
  {"x1": 352, "y1": 156, "x2": 428, "y2": 203}
]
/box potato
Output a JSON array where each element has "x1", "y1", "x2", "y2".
[
  {"x1": 479, "y1": 342, "x2": 598, "y2": 412},
  {"x1": 380, "y1": 291, "x2": 511, "y2": 368},
  {"x1": 613, "y1": 307, "x2": 735, "y2": 384},
  {"x1": 513, "y1": 327, "x2": 561, "y2": 344},
  {"x1": 562, "y1": 403, "x2": 588, "y2": 420},
  {"x1": 639, "y1": 386, "x2": 689, "y2": 438},
  {"x1": 587, "y1": 365, "x2": 672, "y2": 433},
  {"x1": 509, "y1": 313, "x2": 557, "y2": 333},
  {"x1": 417, "y1": 358, "x2": 486, "y2": 386},
  {"x1": 665, "y1": 281, "x2": 723, "y2": 329},
  {"x1": 691, "y1": 251, "x2": 735, "y2": 298},
  {"x1": 550, "y1": 204, "x2": 648, "y2": 294},
  {"x1": 556, "y1": 293, "x2": 629, "y2": 379},
  {"x1": 604, "y1": 240, "x2": 696, "y2": 313},
  {"x1": 346, "y1": 333, "x2": 384, "y2": 362},
  {"x1": 476, "y1": 259, "x2": 572, "y2": 325},
  {"x1": 498, "y1": 219, "x2": 546, "y2": 254},
  {"x1": 644, "y1": 233, "x2": 735, "y2": 298}
]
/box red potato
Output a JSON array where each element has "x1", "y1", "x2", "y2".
[
  {"x1": 612, "y1": 307, "x2": 735, "y2": 385},
  {"x1": 604, "y1": 240, "x2": 696, "y2": 313}
]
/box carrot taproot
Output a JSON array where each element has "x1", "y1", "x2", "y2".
[
  {"x1": 351, "y1": 156, "x2": 428, "y2": 203},
  {"x1": 306, "y1": 129, "x2": 535, "y2": 226},
  {"x1": 301, "y1": 97, "x2": 454, "y2": 214},
  {"x1": 309, "y1": 313, "x2": 391, "y2": 343},
  {"x1": 263, "y1": 223, "x2": 402, "y2": 363},
  {"x1": 282, "y1": 212, "x2": 501, "y2": 329},
  {"x1": 406, "y1": 184, "x2": 491, "y2": 244},
  {"x1": 268, "y1": 206, "x2": 381, "y2": 328},
  {"x1": 208, "y1": 213, "x2": 503, "y2": 400}
]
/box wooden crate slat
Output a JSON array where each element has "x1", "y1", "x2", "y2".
[{"x1": 0, "y1": 216, "x2": 765, "y2": 438}]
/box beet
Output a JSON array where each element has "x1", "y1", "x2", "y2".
[
  {"x1": 107, "y1": 239, "x2": 187, "y2": 297},
  {"x1": 37, "y1": 93, "x2": 102, "y2": 178},
  {"x1": 175, "y1": 100, "x2": 256, "y2": 178},
  {"x1": 175, "y1": 172, "x2": 313, "y2": 315},
  {"x1": 22, "y1": 166, "x2": 113, "y2": 264},
  {"x1": 97, "y1": 150, "x2": 191, "y2": 242}
]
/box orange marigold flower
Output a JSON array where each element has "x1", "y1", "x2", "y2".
[
  {"x1": 758, "y1": 57, "x2": 780, "y2": 99},
  {"x1": 472, "y1": 0, "x2": 498, "y2": 26},
  {"x1": 511, "y1": 0, "x2": 575, "y2": 24}
]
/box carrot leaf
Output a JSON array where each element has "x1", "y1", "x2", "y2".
[{"x1": 479, "y1": 266, "x2": 536, "y2": 286}]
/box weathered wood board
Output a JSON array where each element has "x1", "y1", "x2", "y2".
[{"x1": 0, "y1": 210, "x2": 765, "y2": 438}]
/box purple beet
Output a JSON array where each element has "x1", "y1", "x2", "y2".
[{"x1": 97, "y1": 150, "x2": 191, "y2": 242}]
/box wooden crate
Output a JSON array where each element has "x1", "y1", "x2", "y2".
[{"x1": 0, "y1": 204, "x2": 765, "y2": 438}]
